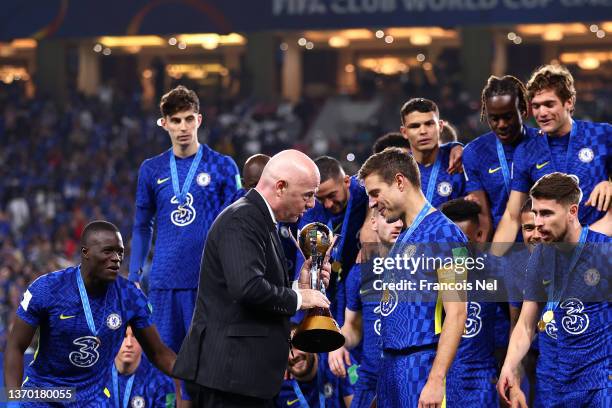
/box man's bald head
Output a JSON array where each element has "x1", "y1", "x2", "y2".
[
  {"x1": 256, "y1": 150, "x2": 320, "y2": 222},
  {"x1": 243, "y1": 154, "x2": 270, "y2": 189}
]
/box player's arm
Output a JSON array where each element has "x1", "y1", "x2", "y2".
[
  {"x1": 497, "y1": 300, "x2": 541, "y2": 406},
  {"x1": 129, "y1": 164, "x2": 156, "y2": 283},
  {"x1": 419, "y1": 298, "x2": 466, "y2": 408},
  {"x1": 585, "y1": 180, "x2": 612, "y2": 212},
  {"x1": 590, "y1": 207, "x2": 611, "y2": 236},
  {"x1": 445, "y1": 142, "x2": 464, "y2": 174},
  {"x1": 133, "y1": 325, "x2": 176, "y2": 377},
  {"x1": 4, "y1": 317, "x2": 36, "y2": 388},
  {"x1": 491, "y1": 190, "x2": 527, "y2": 255},
  {"x1": 465, "y1": 190, "x2": 493, "y2": 242},
  {"x1": 329, "y1": 308, "x2": 362, "y2": 377}
]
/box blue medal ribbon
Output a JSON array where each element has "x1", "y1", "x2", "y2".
[
  {"x1": 112, "y1": 363, "x2": 136, "y2": 408},
  {"x1": 290, "y1": 378, "x2": 325, "y2": 408},
  {"x1": 424, "y1": 153, "x2": 442, "y2": 203},
  {"x1": 75, "y1": 266, "x2": 100, "y2": 337},
  {"x1": 328, "y1": 182, "x2": 355, "y2": 268},
  {"x1": 391, "y1": 202, "x2": 433, "y2": 256},
  {"x1": 543, "y1": 120, "x2": 576, "y2": 174},
  {"x1": 495, "y1": 138, "x2": 512, "y2": 196},
  {"x1": 169, "y1": 145, "x2": 203, "y2": 206},
  {"x1": 544, "y1": 226, "x2": 588, "y2": 316}
]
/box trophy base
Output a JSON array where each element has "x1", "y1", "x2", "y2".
[{"x1": 292, "y1": 315, "x2": 345, "y2": 353}]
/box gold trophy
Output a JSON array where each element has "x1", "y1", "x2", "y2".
[{"x1": 292, "y1": 222, "x2": 345, "y2": 353}]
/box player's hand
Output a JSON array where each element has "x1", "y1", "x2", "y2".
[
  {"x1": 298, "y1": 258, "x2": 331, "y2": 289},
  {"x1": 585, "y1": 180, "x2": 612, "y2": 212},
  {"x1": 299, "y1": 288, "x2": 331, "y2": 310},
  {"x1": 463, "y1": 193, "x2": 482, "y2": 206},
  {"x1": 447, "y1": 144, "x2": 464, "y2": 174},
  {"x1": 418, "y1": 377, "x2": 445, "y2": 408},
  {"x1": 328, "y1": 346, "x2": 351, "y2": 378},
  {"x1": 497, "y1": 364, "x2": 522, "y2": 406},
  {"x1": 508, "y1": 385, "x2": 528, "y2": 408}
]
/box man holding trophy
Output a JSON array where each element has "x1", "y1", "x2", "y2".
[{"x1": 173, "y1": 150, "x2": 335, "y2": 407}]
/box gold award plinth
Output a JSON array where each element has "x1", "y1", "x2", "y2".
[{"x1": 292, "y1": 222, "x2": 345, "y2": 353}]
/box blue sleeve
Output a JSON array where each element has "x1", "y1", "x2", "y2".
[
  {"x1": 218, "y1": 156, "x2": 241, "y2": 215},
  {"x1": 345, "y1": 264, "x2": 362, "y2": 312},
  {"x1": 523, "y1": 245, "x2": 547, "y2": 302},
  {"x1": 151, "y1": 369, "x2": 175, "y2": 408},
  {"x1": 16, "y1": 276, "x2": 47, "y2": 327},
  {"x1": 129, "y1": 163, "x2": 155, "y2": 282},
  {"x1": 126, "y1": 281, "x2": 153, "y2": 329},
  {"x1": 441, "y1": 141, "x2": 464, "y2": 148},
  {"x1": 462, "y1": 143, "x2": 483, "y2": 193},
  {"x1": 510, "y1": 143, "x2": 531, "y2": 193}
]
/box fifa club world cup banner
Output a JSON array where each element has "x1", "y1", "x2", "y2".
[{"x1": 0, "y1": 0, "x2": 609, "y2": 40}]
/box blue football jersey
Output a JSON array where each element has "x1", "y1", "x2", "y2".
[
  {"x1": 524, "y1": 230, "x2": 611, "y2": 392},
  {"x1": 381, "y1": 210, "x2": 469, "y2": 350},
  {"x1": 512, "y1": 120, "x2": 610, "y2": 226},
  {"x1": 99, "y1": 357, "x2": 175, "y2": 408},
  {"x1": 345, "y1": 262, "x2": 381, "y2": 388},
  {"x1": 274, "y1": 354, "x2": 355, "y2": 408},
  {"x1": 417, "y1": 144, "x2": 466, "y2": 209},
  {"x1": 463, "y1": 128, "x2": 538, "y2": 228},
  {"x1": 129, "y1": 144, "x2": 240, "y2": 289},
  {"x1": 16, "y1": 266, "x2": 153, "y2": 406}
]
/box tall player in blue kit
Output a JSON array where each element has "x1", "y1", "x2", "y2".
[
  {"x1": 4, "y1": 221, "x2": 176, "y2": 407},
  {"x1": 498, "y1": 173, "x2": 611, "y2": 407},
  {"x1": 463, "y1": 75, "x2": 538, "y2": 239},
  {"x1": 399, "y1": 98, "x2": 466, "y2": 209},
  {"x1": 493, "y1": 65, "x2": 611, "y2": 246},
  {"x1": 129, "y1": 86, "x2": 239, "y2": 395},
  {"x1": 358, "y1": 148, "x2": 468, "y2": 408}
]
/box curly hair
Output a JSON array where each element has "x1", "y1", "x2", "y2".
[{"x1": 480, "y1": 75, "x2": 529, "y2": 122}]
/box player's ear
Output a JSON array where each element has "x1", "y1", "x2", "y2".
[
  {"x1": 197, "y1": 113, "x2": 203, "y2": 127},
  {"x1": 81, "y1": 246, "x2": 88, "y2": 258}
]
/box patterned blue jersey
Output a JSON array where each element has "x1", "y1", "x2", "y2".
[
  {"x1": 381, "y1": 210, "x2": 468, "y2": 350},
  {"x1": 130, "y1": 144, "x2": 240, "y2": 289},
  {"x1": 274, "y1": 354, "x2": 355, "y2": 408},
  {"x1": 417, "y1": 144, "x2": 466, "y2": 208},
  {"x1": 99, "y1": 357, "x2": 175, "y2": 408},
  {"x1": 463, "y1": 128, "x2": 538, "y2": 228},
  {"x1": 512, "y1": 120, "x2": 610, "y2": 226},
  {"x1": 16, "y1": 266, "x2": 153, "y2": 405},
  {"x1": 524, "y1": 230, "x2": 611, "y2": 391},
  {"x1": 345, "y1": 262, "x2": 381, "y2": 388}
]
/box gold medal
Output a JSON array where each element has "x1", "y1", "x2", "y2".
[
  {"x1": 331, "y1": 261, "x2": 342, "y2": 274},
  {"x1": 537, "y1": 320, "x2": 546, "y2": 332},
  {"x1": 382, "y1": 289, "x2": 390, "y2": 303},
  {"x1": 542, "y1": 310, "x2": 554, "y2": 323}
]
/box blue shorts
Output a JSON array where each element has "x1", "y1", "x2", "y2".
[
  {"x1": 377, "y1": 348, "x2": 440, "y2": 408},
  {"x1": 535, "y1": 387, "x2": 608, "y2": 408},
  {"x1": 148, "y1": 288, "x2": 197, "y2": 353},
  {"x1": 445, "y1": 383, "x2": 498, "y2": 407}
]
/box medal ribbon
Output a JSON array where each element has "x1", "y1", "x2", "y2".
[
  {"x1": 75, "y1": 266, "x2": 100, "y2": 336},
  {"x1": 290, "y1": 377, "x2": 325, "y2": 408},
  {"x1": 424, "y1": 153, "x2": 442, "y2": 203},
  {"x1": 495, "y1": 138, "x2": 512, "y2": 196},
  {"x1": 391, "y1": 202, "x2": 433, "y2": 256},
  {"x1": 544, "y1": 226, "x2": 588, "y2": 317},
  {"x1": 328, "y1": 180, "x2": 355, "y2": 268},
  {"x1": 112, "y1": 363, "x2": 136, "y2": 408},
  {"x1": 543, "y1": 120, "x2": 576, "y2": 174},
  {"x1": 169, "y1": 145, "x2": 203, "y2": 206}
]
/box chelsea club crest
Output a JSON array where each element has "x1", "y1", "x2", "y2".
[
  {"x1": 106, "y1": 313, "x2": 122, "y2": 330},
  {"x1": 196, "y1": 172, "x2": 211, "y2": 187},
  {"x1": 578, "y1": 148, "x2": 594, "y2": 163},
  {"x1": 437, "y1": 181, "x2": 453, "y2": 197},
  {"x1": 131, "y1": 396, "x2": 145, "y2": 408}
]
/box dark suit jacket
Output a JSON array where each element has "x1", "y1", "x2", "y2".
[{"x1": 173, "y1": 189, "x2": 298, "y2": 399}]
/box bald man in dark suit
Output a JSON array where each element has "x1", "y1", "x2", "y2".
[{"x1": 174, "y1": 150, "x2": 332, "y2": 407}]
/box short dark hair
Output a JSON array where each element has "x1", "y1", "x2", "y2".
[
  {"x1": 314, "y1": 156, "x2": 344, "y2": 184},
  {"x1": 440, "y1": 198, "x2": 481, "y2": 225},
  {"x1": 80, "y1": 220, "x2": 120, "y2": 246},
  {"x1": 526, "y1": 65, "x2": 576, "y2": 107},
  {"x1": 400, "y1": 98, "x2": 439, "y2": 126},
  {"x1": 372, "y1": 132, "x2": 411, "y2": 154},
  {"x1": 358, "y1": 148, "x2": 420, "y2": 188},
  {"x1": 530, "y1": 172, "x2": 582, "y2": 206},
  {"x1": 520, "y1": 197, "x2": 533, "y2": 214},
  {"x1": 160, "y1": 85, "x2": 200, "y2": 117},
  {"x1": 480, "y1": 75, "x2": 529, "y2": 121}
]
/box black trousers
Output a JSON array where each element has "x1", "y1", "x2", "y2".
[{"x1": 186, "y1": 383, "x2": 274, "y2": 408}]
